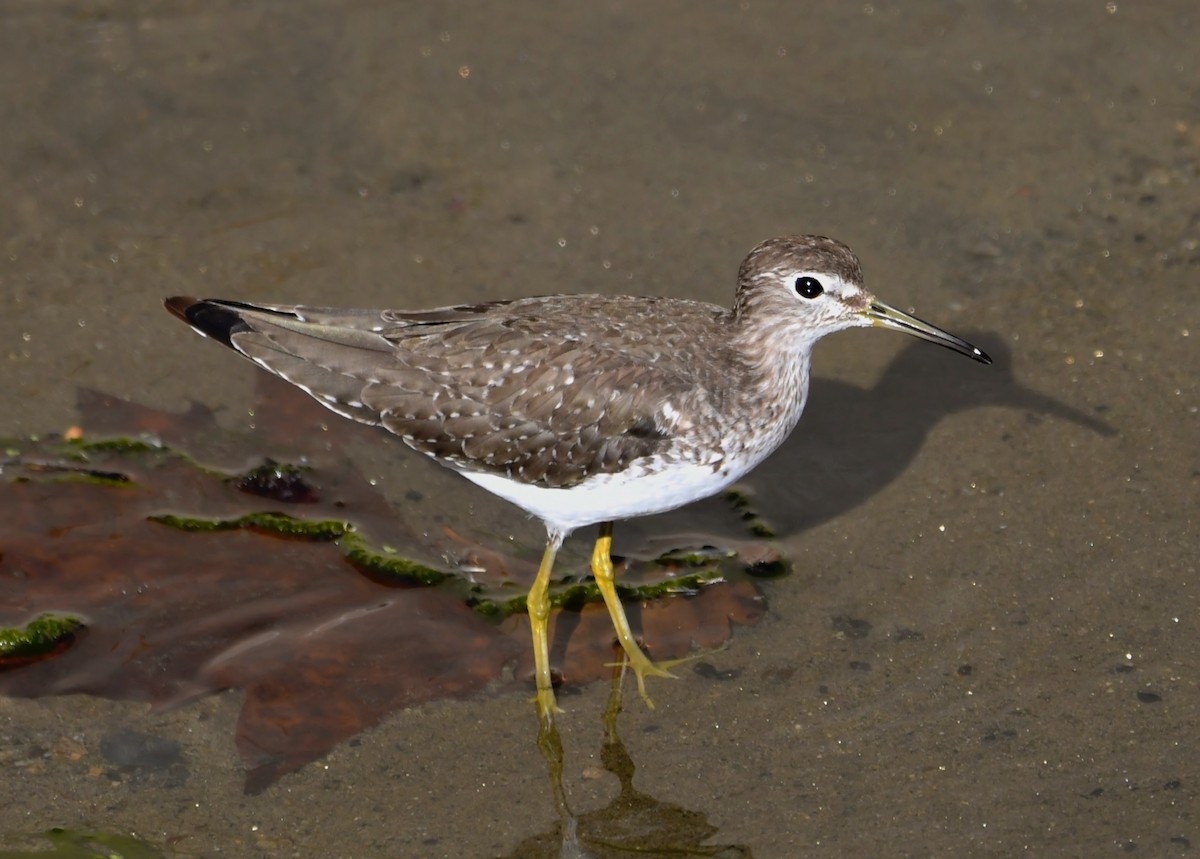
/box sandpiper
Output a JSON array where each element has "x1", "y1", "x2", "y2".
[{"x1": 165, "y1": 235, "x2": 990, "y2": 719}]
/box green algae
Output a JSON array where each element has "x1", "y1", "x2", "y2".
[
  {"x1": 27, "y1": 432, "x2": 239, "y2": 482},
  {"x1": 0, "y1": 614, "x2": 84, "y2": 661},
  {"x1": 148, "y1": 514, "x2": 448, "y2": 585},
  {"x1": 71, "y1": 436, "x2": 165, "y2": 456},
  {"x1": 340, "y1": 531, "x2": 447, "y2": 585},
  {"x1": 468, "y1": 551, "x2": 734, "y2": 618},
  {"x1": 724, "y1": 487, "x2": 776, "y2": 537},
  {"x1": 149, "y1": 511, "x2": 348, "y2": 541},
  {"x1": 4, "y1": 434, "x2": 182, "y2": 486},
  {"x1": 0, "y1": 827, "x2": 165, "y2": 859},
  {"x1": 48, "y1": 469, "x2": 133, "y2": 488}
]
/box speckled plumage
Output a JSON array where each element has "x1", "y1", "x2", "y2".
[
  {"x1": 166, "y1": 235, "x2": 989, "y2": 716},
  {"x1": 165, "y1": 237, "x2": 865, "y2": 524}
]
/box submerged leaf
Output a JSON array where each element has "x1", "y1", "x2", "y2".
[{"x1": 0, "y1": 379, "x2": 771, "y2": 792}]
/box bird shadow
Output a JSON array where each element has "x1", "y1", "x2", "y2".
[{"x1": 623, "y1": 334, "x2": 1114, "y2": 544}]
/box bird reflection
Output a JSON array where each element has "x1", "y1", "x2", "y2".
[{"x1": 500, "y1": 657, "x2": 752, "y2": 859}]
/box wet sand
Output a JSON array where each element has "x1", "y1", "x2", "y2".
[{"x1": 1, "y1": 2, "x2": 1196, "y2": 856}]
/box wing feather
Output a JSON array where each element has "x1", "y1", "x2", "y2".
[{"x1": 166, "y1": 294, "x2": 735, "y2": 488}]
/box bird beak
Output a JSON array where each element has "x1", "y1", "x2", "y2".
[{"x1": 862, "y1": 301, "x2": 992, "y2": 364}]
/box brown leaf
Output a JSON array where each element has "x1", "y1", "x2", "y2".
[{"x1": 0, "y1": 378, "x2": 769, "y2": 792}]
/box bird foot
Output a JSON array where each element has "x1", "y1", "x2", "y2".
[
  {"x1": 607, "y1": 642, "x2": 729, "y2": 710},
  {"x1": 605, "y1": 648, "x2": 684, "y2": 711},
  {"x1": 531, "y1": 687, "x2": 565, "y2": 723}
]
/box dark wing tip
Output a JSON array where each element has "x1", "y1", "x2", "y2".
[
  {"x1": 163, "y1": 295, "x2": 199, "y2": 322},
  {"x1": 163, "y1": 296, "x2": 247, "y2": 349}
]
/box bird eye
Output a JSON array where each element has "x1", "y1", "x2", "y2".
[{"x1": 794, "y1": 276, "x2": 824, "y2": 299}]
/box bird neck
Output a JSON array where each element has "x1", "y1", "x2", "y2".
[{"x1": 727, "y1": 316, "x2": 815, "y2": 441}]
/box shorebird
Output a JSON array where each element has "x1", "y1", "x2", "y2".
[{"x1": 165, "y1": 235, "x2": 990, "y2": 719}]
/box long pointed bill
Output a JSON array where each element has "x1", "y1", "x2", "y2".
[{"x1": 863, "y1": 301, "x2": 992, "y2": 364}]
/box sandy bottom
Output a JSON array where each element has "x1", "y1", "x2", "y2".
[{"x1": 1, "y1": 2, "x2": 1195, "y2": 856}]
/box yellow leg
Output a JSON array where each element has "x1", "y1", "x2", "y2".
[
  {"x1": 528, "y1": 530, "x2": 565, "y2": 722},
  {"x1": 590, "y1": 521, "x2": 675, "y2": 709}
]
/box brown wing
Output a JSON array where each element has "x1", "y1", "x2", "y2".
[{"x1": 164, "y1": 295, "x2": 727, "y2": 488}]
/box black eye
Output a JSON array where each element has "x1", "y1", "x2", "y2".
[{"x1": 794, "y1": 276, "x2": 824, "y2": 299}]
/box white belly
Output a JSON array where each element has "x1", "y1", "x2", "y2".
[{"x1": 458, "y1": 454, "x2": 757, "y2": 536}]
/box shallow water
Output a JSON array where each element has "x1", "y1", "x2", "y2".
[{"x1": 1, "y1": 2, "x2": 1196, "y2": 856}]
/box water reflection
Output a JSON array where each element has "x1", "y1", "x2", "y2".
[{"x1": 503, "y1": 660, "x2": 752, "y2": 859}]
